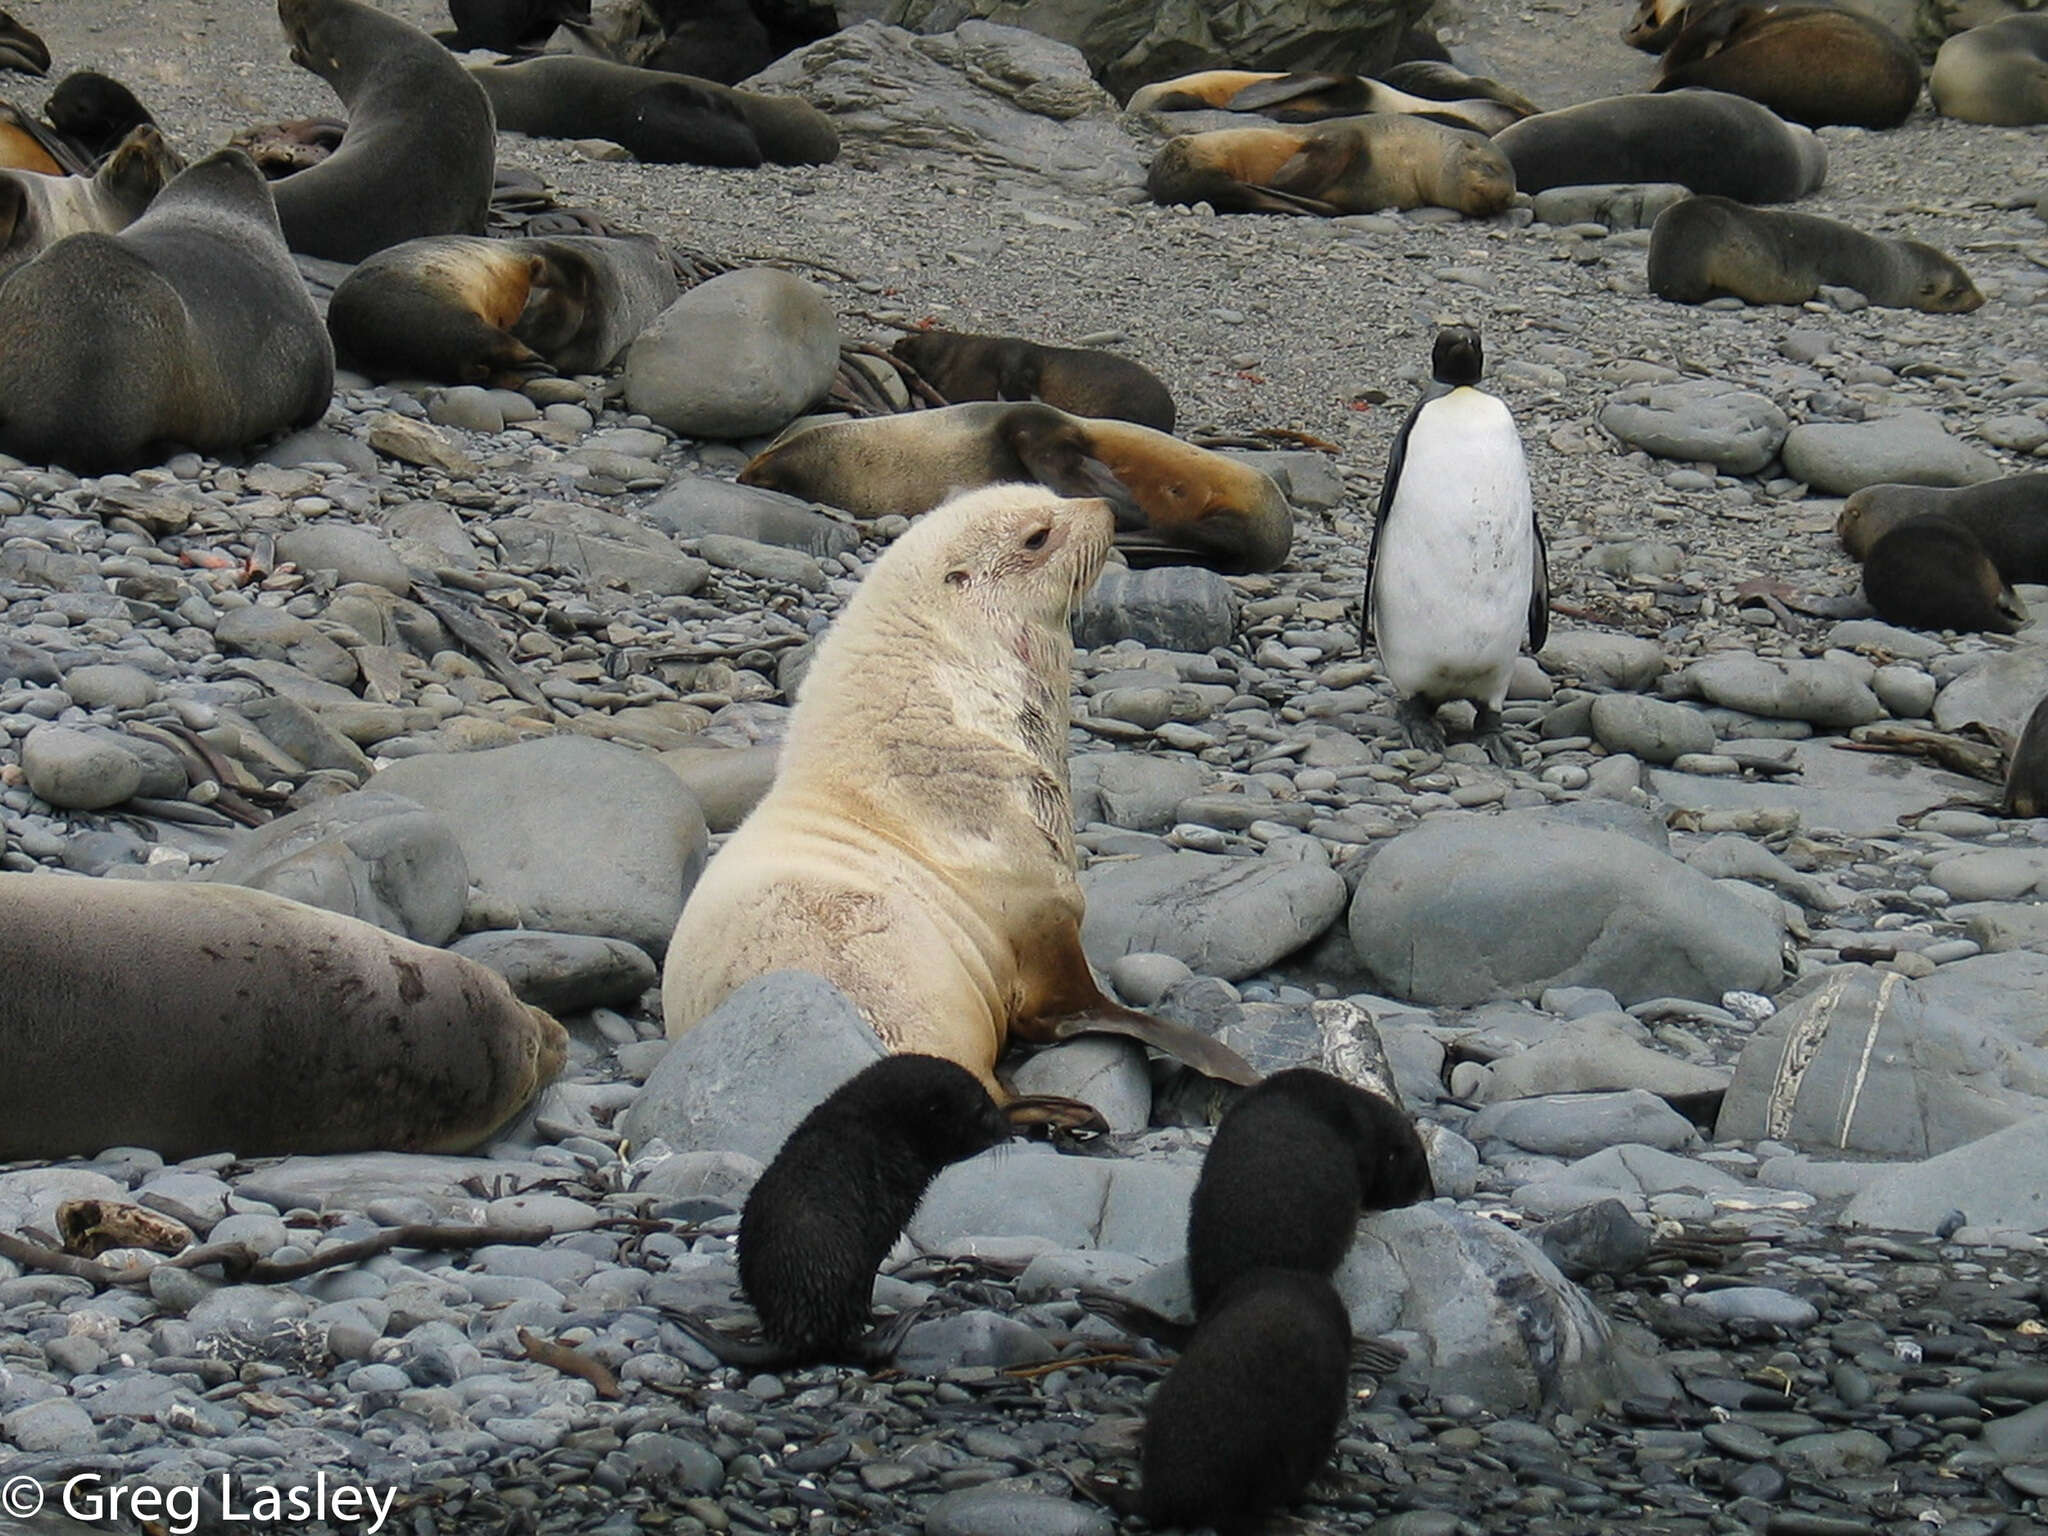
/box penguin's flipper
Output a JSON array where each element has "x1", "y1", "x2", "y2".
[
  {"x1": 1362, "y1": 393, "x2": 1427, "y2": 648},
  {"x1": 1528, "y1": 512, "x2": 1550, "y2": 651}
]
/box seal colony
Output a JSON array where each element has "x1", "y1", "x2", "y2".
[{"x1": 661, "y1": 484, "x2": 1259, "y2": 1102}]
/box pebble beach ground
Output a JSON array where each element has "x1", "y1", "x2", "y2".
[{"x1": 2, "y1": 0, "x2": 2048, "y2": 1533}]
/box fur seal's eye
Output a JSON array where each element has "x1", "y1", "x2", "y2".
[
  {"x1": 945, "y1": 568, "x2": 969, "y2": 586},
  {"x1": 1023, "y1": 527, "x2": 1050, "y2": 550}
]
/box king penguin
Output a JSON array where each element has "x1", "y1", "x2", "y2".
[{"x1": 1363, "y1": 325, "x2": 1548, "y2": 767}]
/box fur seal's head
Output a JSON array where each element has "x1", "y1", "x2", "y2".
[
  {"x1": 908, "y1": 483, "x2": 1115, "y2": 631},
  {"x1": 99, "y1": 125, "x2": 182, "y2": 211},
  {"x1": 1432, "y1": 325, "x2": 1484, "y2": 386},
  {"x1": 1836, "y1": 483, "x2": 1946, "y2": 558},
  {"x1": 1439, "y1": 132, "x2": 1518, "y2": 216},
  {"x1": 1899, "y1": 239, "x2": 1984, "y2": 313}
]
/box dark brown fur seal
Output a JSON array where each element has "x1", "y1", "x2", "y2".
[
  {"x1": 44, "y1": 72, "x2": 158, "y2": 164},
  {"x1": 1653, "y1": 5, "x2": 1922, "y2": 128},
  {"x1": 1147, "y1": 115, "x2": 1516, "y2": 218},
  {"x1": 1861, "y1": 516, "x2": 2024, "y2": 635},
  {"x1": 1931, "y1": 14, "x2": 2048, "y2": 125},
  {"x1": 1648, "y1": 195, "x2": 1982, "y2": 312},
  {"x1": 0, "y1": 149, "x2": 334, "y2": 473},
  {"x1": 1838, "y1": 476, "x2": 2048, "y2": 577},
  {"x1": 708, "y1": 1054, "x2": 1015, "y2": 1365},
  {"x1": 441, "y1": 0, "x2": 589, "y2": 52},
  {"x1": 1495, "y1": 88, "x2": 1827, "y2": 202},
  {"x1": 1186, "y1": 1067, "x2": 1434, "y2": 1315},
  {"x1": 328, "y1": 232, "x2": 678, "y2": 385},
  {"x1": 890, "y1": 329, "x2": 1177, "y2": 432},
  {"x1": 0, "y1": 876, "x2": 567, "y2": 1160},
  {"x1": 0, "y1": 125, "x2": 179, "y2": 282},
  {"x1": 0, "y1": 9, "x2": 47, "y2": 75},
  {"x1": 2004, "y1": 694, "x2": 2048, "y2": 818},
  {"x1": 736, "y1": 401, "x2": 1294, "y2": 574},
  {"x1": 271, "y1": 0, "x2": 496, "y2": 262},
  {"x1": 468, "y1": 55, "x2": 838, "y2": 166},
  {"x1": 1138, "y1": 1268, "x2": 1353, "y2": 1536}
]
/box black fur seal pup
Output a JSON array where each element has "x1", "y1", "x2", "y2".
[
  {"x1": 44, "y1": 72, "x2": 159, "y2": 164},
  {"x1": 328, "y1": 232, "x2": 678, "y2": 385},
  {"x1": 1861, "y1": 516, "x2": 2024, "y2": 635},
  {"x1": 1138, "y1": 1267, "x2": 1353, "y2": 1536},
  {"x1": 1187, "y1": 1066, "x2": 1433, "y2": 1315},
  {"x1": 0, "y1": 149, "x2": 334, "y2": 473},
  {"x1": 272, "y1": 0, "x2": 496, "y2": 262},
  {"x1": 673, "y1": 1054, "x2": 1015, "y2": 1367},
  {"x1": 2004, "y1": 693, "x2": 2048, "y2": 818},
  {"x1": 1648, "y1": 195, "x2": 1982, "y2": 312},
  {"x1": 440, "y1": 0, "x2": 590, "y2": 52},
  {"x1": 1494, "y1": 88, "x2": 1827, "y2": 202},
  {"x1": 1837, "y1": 476, "x2": 2048, "y2": 581},
  {"x1": 1653, "y1": 4, "x2": 1922, "y2": 129},
  {"x1": 891, "y1": 329, "x2": 1177, "y2": 432},
  {"x1": 468, "y1": 55, "x2": 838, "y2": 166}
]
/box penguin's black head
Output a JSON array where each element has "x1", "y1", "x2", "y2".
[{"x1": 1431, "y1": 326, "x2": 1484, "y2": 387}]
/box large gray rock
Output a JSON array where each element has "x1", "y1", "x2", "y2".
[
  {"x1": 1648, "y1": 735, "x2": 1985, "y2": 838},
  {"x1": 1589, "y1": 694, "x2": 1715, "y2": 764},
  {"x1": 1349, "y1": 810, "x2": 1784, "y2": 1007},
  {"x1": 1080, "y1": 850, "x2": 1348, "y2": 980},
  {"x1": 1844, "y1": 1113, "x2": 2048, "y2": 1233},
  {"x1": 370, "y1": 735, "x2": 707, "y2": 956},
  {"x1": 1782, "y1": 411, "x2": 2001, "y2": 494},
  {"x1": 1071, "y1": 752, "x2": 1208, "y2": 831},
  {"x1": 659, "y1": 743, "x2": 779, "y2": 833},
  {"x1": 1933, "y1": 645, "x2": 2048, "y2": 737},
  {"x1": 624, "y1": 269, "x2": 841, "y2": 439},
  {"x1": 204, "y1": 789, "x2": 469, "y2": 945},
  {"x1": 1716, "y1": 965, "x2": 2048, "y2": 1158},
  {"x1": 448, "y1": 930, "x2": 658, "y2": 1015},
  {"x1": 20, "y1": 724, "x2": 143, "y2": 810},
  {"x1": 1537, "y1": 631, "x2": 1666, "y2": 692},
  {"x1": 275, "y1": 525, "x2": 412, "y2": 594},
  {"x1": 639, "y1": 476, "x2": 859, "y2": 558},
  {"x1": 751, "y1": 22, "x2": 1148, "y2": 196},
  {"x1": 1074, "y1": 564, "x2": 1240, "y2": 653},
  {"x1": 619, "y1": 971, "x2": 884, "y2": 1162},
  {"x1": 1341, "y1": 1204, "x2": 1670, "y2": 1413},
  {"x1": 844, "y1": 2, "x2": 1426, "y2": 101},
  {"x1": 1597, "y1": 379, "x2": 1789, "y2": 475},
  {"x1": 487, "y1": 501, "x2": 708, "y2": 597},
  {"x1": 1683, "y1": 653, "x2": 1883, "y2": 728}
]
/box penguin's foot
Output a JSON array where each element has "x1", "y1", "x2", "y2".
[
  {"x1": 1474, "y1": 707, "x2": 1519, "y2": 769},
  {"x1": 1397, "y1": 697, "x2": 1447, "y2": 755}
]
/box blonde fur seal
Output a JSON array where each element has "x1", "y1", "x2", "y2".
[
  {"x1": 738, "y1": 401, "x2": 1293, "y2": 575},
  {"x1": 0, "y1": 875, "x2": 567, "y2": 1160},
  {"x1": 1147, "y1": 115, "x2": 1516, "y2": 218},
  {"x1": 660, "y1": 484, "x2": 1258, "y2": 1097}
]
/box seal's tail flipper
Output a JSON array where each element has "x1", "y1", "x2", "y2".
[{"x1": 1042, "y1": 1004, "x2": 1262, "y2": 1088}]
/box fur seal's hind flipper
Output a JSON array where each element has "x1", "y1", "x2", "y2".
[
  {"x1": 1042, "y1": 1006, "x2": 1262, "y2": 1088},
  {"x1": 1226, "y1": 71, "x2": 1369, "y2": 119},
  {"x1": 1077, "y1": 1291, "x2": 1196, "y2": 1349},
  {"x1": 0, "y1": 100, "x2": 87, "y2": 175}
]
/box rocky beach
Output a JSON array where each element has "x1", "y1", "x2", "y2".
[{"x1": 1, "y1": 0, "x2": 2047, "y2": 1532}]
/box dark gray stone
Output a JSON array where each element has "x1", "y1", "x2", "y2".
[
  {"x1": 1080, "y1": 849, "x2": 1348, "y2": 980},
  {"x1": 449, "y1": 930, "x2": 658, "y2": 1014},
  {"x1": 1073, "y1": 564, "x2": 1239, "y2": 653}
]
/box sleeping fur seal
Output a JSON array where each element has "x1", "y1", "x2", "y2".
[
  {"x1": 1653, "y1": 5, "x2": 1922, "y2": 128},
  {"x1": 1494, "y1": 88, "x2": 1827, "y2": 201},
  {"x1": 660, "y1": 484, "x2": 1260, "y2": 1100},
  {"x1": 1147, "y1": 115, "x2": 1516, "y2": 218},
  {"x1": 1128, "y1": 69, "x2": 1523, "y2": 133},
  {"x1": 0, "y1": 149, "x2": 334, "y2": 473},
  {"x1": 1648, "y1": 195, "x2": 1981, "y2": 311},
  {"x1": 0, "y1": 875, "x2": 567, "y2": 1161},
  {"x1": 271, "y1": 0, "x2": 496, "y2": 262},
  {"x1": 469, "y1": 55, "x2": 838, "y2": 166},
  {"x1": 1931, "y1": 14, "x2": 2048, "y2": 125},
  {"x1": 0, "y1": 125, "x2": 179, "y2": 281},
  {"x1": 737, "y1": 401, "x2": 1293, "y2": 574},
  {"x1": 1862, "y1": 516, "x2": 2024, "y2": 635},
  {"x1": 890, "y1": 329, "x2": 1178, "y2": 432},
  {"x1": 328, "y1": 232, "x2": 678, "y2": 385},
  {"x1": 1837, "y1": 476, "x2": 2048, "y2": 579},
  {"x1": 0, "y1": 8, "x2": 48, "y2": 75}
]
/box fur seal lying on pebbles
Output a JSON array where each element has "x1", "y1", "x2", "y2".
[
  {"x1": 1837, "y1": 476, "x2": 2048, "y2": 574},
  {"x1": 1931, "y1": 14, "x2": 2048, "y2": 125},
  {"x1": 0, "y1": 876, "x2": 567, "y2": 1160},
  {"x1": 1366, "y1": 325, "x2": 1548, "y2": 764},
  {"x1": 1147, "y1": 115, "x2": 1516, "y2": 218},
  {"x1": 1861, "y1": 517, "x2": 2024, "y2": 635},
  {"x1": 674, "y1": 1054, "x2": 1015, "y2": 1366},
  {"x1": 2004, "y1": 694, "x2": 2048, "y2": 817},
  {"x1": 469, "y1": 55, "x2": 838, "y2": 166},
  {"x1": 1137, "y1": 1268, "x2": 1353, "y2": 1536},
  {"x1": 271, "y1": 0, "x2": 496, "y2": 262},
  {"x1": 0, "y1": 149, "x2": 334, "y2": 472},
  {"x1": 1495, "y1": 88, "x2": 1827, "y2": 201},
  {"x1": 1128, "y1": 69, "x2": 1524, "y2": 133},
  {"x1": 1652, "y1": 5, "x2": 1922, "y2": 128},
  {"x1": 737, "y1": 401, "x2": 1293, "y2": 574},
  {"x1": 889, "y1": 329, "x2": 1177, "y2": 432},
  {"x1": 1648, "y1": 195, "x2": 1982, "y2": 311},
  {"x1": 1187, "y1": 1067, "x2": 1434, "y2": 1314},
  {"x1": 660, "y1": 484, "x2": 1260, "y2": 1103},
  {"x1": 0, "y1": 125, "x2": 179, "y2": 281},
  {"x1": 44, "y1": 71, "x2": 160, "y2": 164},
  {"x1": 328, "y1": 232, "x2": 678, "y2": 385}
]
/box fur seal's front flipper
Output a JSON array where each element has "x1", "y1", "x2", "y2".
[
  {"x1": 1003, "y1": 413, "x2": 1145, "y2": 528},
  {"x1": 1003, "y1": 1095, "x2": 1113, "y2": 1136},
  {"x1": 1227, "y1": 71, "x2": 1368, "y2": 118}
]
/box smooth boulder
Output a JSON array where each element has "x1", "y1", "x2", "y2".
[{"x1": 624, "y1": 269, "x2": 840, "y2": 439}]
